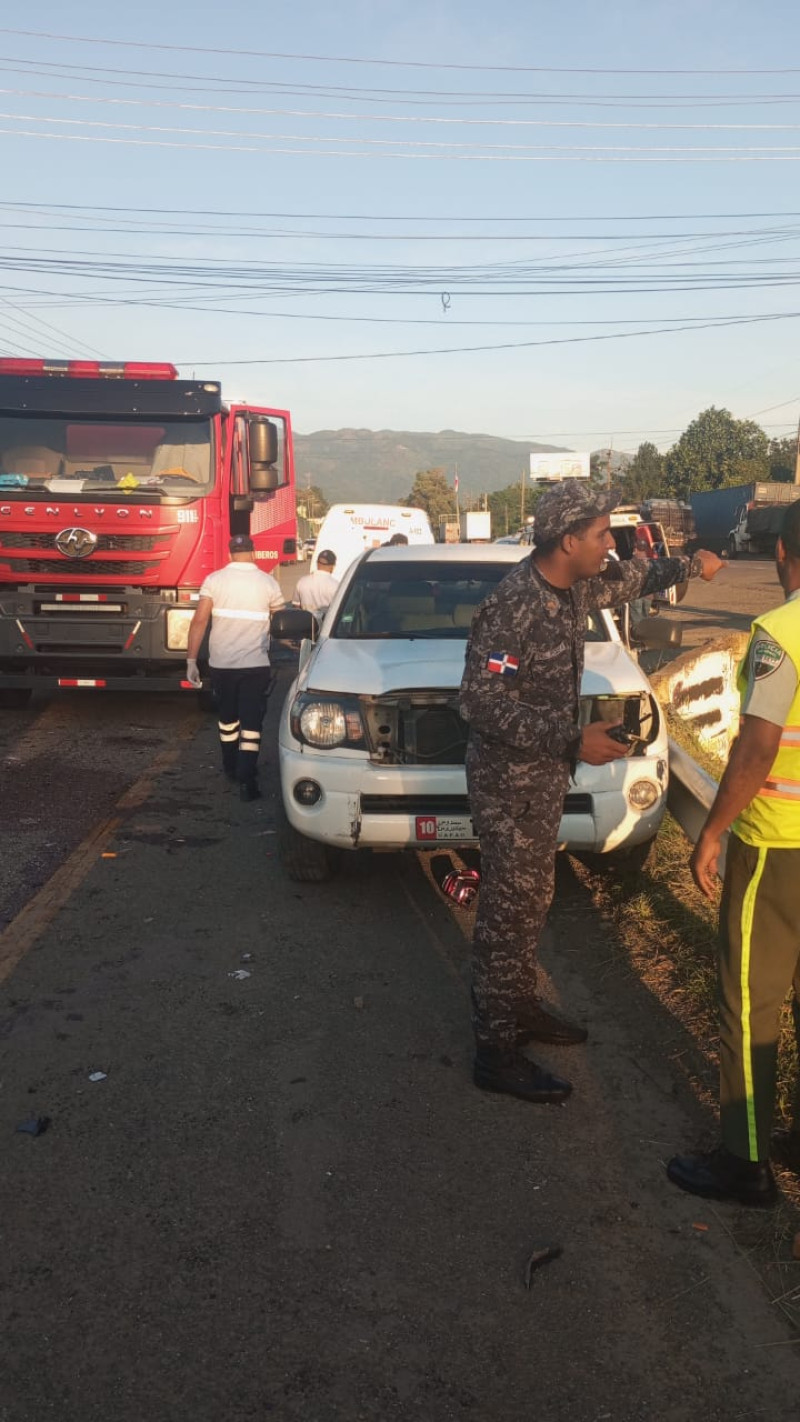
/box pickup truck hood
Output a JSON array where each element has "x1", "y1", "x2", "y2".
[
  {"x1": 304, "y1": 638, "x2": 465, "y2": 695},
  {"x1": 302, "y1": 635, "x2": 650, "y2": 698}
]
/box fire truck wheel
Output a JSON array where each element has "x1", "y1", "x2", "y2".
[
  {"x1": 278, "y1": 821, "x2": 338, "y2": 882},
  {"x1": 0, "y1": 688, "x2": 32, "y2": 708}
]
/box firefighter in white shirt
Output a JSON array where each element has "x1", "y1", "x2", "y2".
[
  {"x1": 186, "y1": 534, "x2": 285, "y2": 801},
  {"x1": 292, "y1": 549, "x2": 339, "y2": 617}
]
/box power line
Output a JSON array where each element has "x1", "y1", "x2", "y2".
[
  {"x1": 177, "y1": 309, "x2": 800, "y2": 365},
  {"x1": 14, "y1": 86, "x2": 800, "y2": 132},
  {"x1": 5, "y1": 27, "x2": 800, "y2": 76}
]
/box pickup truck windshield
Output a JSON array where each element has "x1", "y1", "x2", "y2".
[
  {"x1": 332, "y1": 559, "x2": 609, "y2": 640},
  {"x1": 0, "y1": 415, "x2": 213, "y2": 497}
]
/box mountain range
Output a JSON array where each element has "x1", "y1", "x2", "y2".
[{"x1": 293, "y1": 428, "x2": 570, "y2": 504}]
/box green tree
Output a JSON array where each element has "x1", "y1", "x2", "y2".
[
  {"x1": 664, "y1": 407, "x2": 769, "y2": 500},
  {"x1": 487, "y1": 480, "x2": 539, "y2": 535},
  {"x1": 402, "y1": 468, "x2": 456, "y2": 525},
  {"x1": 768, "y1": 435, "x2": 798, "y2": 484},
  {"x1": 296, "y1": 484, "x2": 329, "y2": 521},
  {"x1": 621, "y1": 442, "x2": 666, "y2": 504}
]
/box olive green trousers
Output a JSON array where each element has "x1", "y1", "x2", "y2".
[{"x1": 719, "y1": 834, "x2": 800, "y2": 1162}]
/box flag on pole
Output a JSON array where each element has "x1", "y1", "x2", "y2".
[{"x1": 454, "y1": 474, "x2": 459, "y2": 492}]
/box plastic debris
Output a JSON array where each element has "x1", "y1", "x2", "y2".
[
  {"x1": 353, "y1": 996, "x2": 365, "y2": 1010},
  {"x1": 241, "y1": 953, "x2": 254, "y2": 963},
  {"x1": 16, "y1": 1115, "x2": 51, "y2": 1137},
  {"x1": 88, "y1": 1071, "x2": 107, "y2": 1082},
  {"x1": 101, "y1": 853, "x2": 117, "y2": 860},
  {"x1": 692, "y1": 1223, "x2": 709, "y2": 1233},
  {"x1": 523, "y1": 1245, "x2": 562, "y2": 1288},
  {"x1": 228, "y1": 969, "x2": 251, "y2": 981}
]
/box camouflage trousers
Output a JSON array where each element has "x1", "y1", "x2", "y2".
[{"x1": 466, "y1": 738, "x2": 570, "y2": 1048}]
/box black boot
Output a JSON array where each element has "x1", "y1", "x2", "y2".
[
  {"x1": 666, "y1": 1145, "x2": 777, "y2": 1208},
  {"x1": 473, "y1": 1047, "x2": 572, "y2": 1104},
  {"x1": 239, "y1": 780, "x2": 262, "y2": 802},
  {"x1": 514, "y1": 1001, "x2": 588, "y2": 1047}
]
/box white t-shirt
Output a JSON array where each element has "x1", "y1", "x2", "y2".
[
  {"x1": 292, "y1": 568, "x2": 340, "y2": 615},
  {"x1": 199, "y1": 562, "x2": 285, "y2": 669}
]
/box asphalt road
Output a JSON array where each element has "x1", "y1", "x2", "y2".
[{"x1": 1, "y1": 559, "x2": 799, "y2": 1421}]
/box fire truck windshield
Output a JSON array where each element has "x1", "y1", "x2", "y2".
[{"x1": 0, "y1": 416, "x2": 213, "y2": 498}]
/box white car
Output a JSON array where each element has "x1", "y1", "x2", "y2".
[{"x1": 274, "y1": 545, "x2": 669, "y2": 881}]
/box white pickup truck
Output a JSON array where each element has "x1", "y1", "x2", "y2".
[{"x1": 271, "y1": 544, "x2": 672, "y2": 881}]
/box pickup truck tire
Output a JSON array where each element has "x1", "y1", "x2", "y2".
[
  {"x1": 279, "y1": 820, "x2": 338, "y2": 882},
  {"x1": 0, "y1": 688, "x2": 32, "y2": 708}
]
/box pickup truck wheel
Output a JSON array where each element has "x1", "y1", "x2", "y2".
[
  {"x1": 279, "y1": 821, "x2": 337, "y2": 882},
  {"x1": 0, "y1": 688, "x2": 32, "y2": 708},
  {"x1": 728, "y1": 537, "x2": 738, "y2": 560}
]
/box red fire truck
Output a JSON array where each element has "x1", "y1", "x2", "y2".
[{"x1": 0, "y1": 360, "x2": 297, "y2": 706}]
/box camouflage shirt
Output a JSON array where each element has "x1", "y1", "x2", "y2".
[{"x1": 460, "y1": 551, "x2": 698, "y2": 765}]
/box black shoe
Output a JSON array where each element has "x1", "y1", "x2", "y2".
[
  {"x1": 514, "y1": 1001, "x2": 588, "y2": 1047},
  {"x1": 239, "y1": 781, "x2": 262, "y2": 802},
  {"x1": 666, "y1": 1145, "x2": 777, "y2": 1208},
  {"x1": 473, "y1": 1047, "x2": 572, "y2": 1105}
]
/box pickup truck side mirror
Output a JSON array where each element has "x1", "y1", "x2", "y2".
[{"x1": 271, "y1": 607, "x2": 316, "y2": 641}]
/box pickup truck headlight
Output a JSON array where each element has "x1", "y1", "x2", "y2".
[{"x1": 290, "y1": 693, "x2": 364, "y2": 748}]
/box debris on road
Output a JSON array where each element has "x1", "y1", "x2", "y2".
[
  {"x1": 523, "y1": 1245, "x2": 562, "y2": 1288},
  {"x1": 16, "y1": 1115, "x2": 51, "y2": 1137},
  {"x1": 353, "y1": 996, "x2": 365, "y2": 1010},
  {"x1": 228, "y1": 969, "x2": 251, "y2": 981},
  {"x1": 692, "y1": 1223, "x2": 709, "y2": 1233},
  {"x1": 241, "y1": 953, "x2": 254, "y2": 962},
  {"x1": 88, "y1": 1071, "x2": 107, "y2": 1082}
]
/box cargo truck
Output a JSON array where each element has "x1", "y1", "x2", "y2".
[
  {"x1": 0, "y1": 359, "x2": 297, "y2": 706},
  {"x1": 690, "y1": 482, "x2": 800, "y2": 557},
  {"x1": 459, "y1": 510, "x2": 492, "y2": 542}
]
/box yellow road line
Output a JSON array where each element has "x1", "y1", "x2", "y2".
[{"x1": 0, "y1": 716, "x2": 200, "y2": 986}]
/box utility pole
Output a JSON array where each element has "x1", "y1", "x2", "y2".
[
  {"x1": 794, "y1": 410, "x2": 800, "y2": 485},
  {"x1": 520, "y1": 465, "x2": 526, "y2": 526}
]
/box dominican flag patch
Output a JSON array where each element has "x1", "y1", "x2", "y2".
[{"x1": 487, "y1": 652, "x2": 519, "y2": 676}]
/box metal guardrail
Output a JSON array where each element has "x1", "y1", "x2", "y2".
[{"x1": 666, "y1": 737, "x2": 728, "y2": 872}]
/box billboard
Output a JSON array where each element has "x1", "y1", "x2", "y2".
[{"x1": 529, "y1": 452, "x2": 590, "y2": 482}]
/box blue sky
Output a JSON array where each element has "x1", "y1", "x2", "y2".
[{"x1": 2, "y1": 2, "x2": 800, "y2": 474}]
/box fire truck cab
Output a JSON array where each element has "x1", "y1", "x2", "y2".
[{"x1": 0, "y1": 360, "x2": 297, "y2": 705}]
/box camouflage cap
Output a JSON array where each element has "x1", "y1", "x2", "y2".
[{"x1": 533, "y1": 479, "x2": 619, "y2": 546}]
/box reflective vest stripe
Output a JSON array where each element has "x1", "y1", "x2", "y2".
[
  {"x1": 740, "y1": 847, "x2": 767, "y2": 1161},
  {"x1": 211, "y1": 607, "x2": 271, "y2": 623},
  {"x1": 781, "y1": 726, "x2": 800, "y2": 745},
  {"x1": 761, "y1": 778, "x2": 800, "y2": 799}
]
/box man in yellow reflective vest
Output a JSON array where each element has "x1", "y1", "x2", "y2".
[{"x1": 668, "y1": 500, "x2": 800, "y2": 1207}]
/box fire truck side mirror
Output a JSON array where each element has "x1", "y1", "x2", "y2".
[{"x1": 249, "y1": 418, "x2": 281, "y2": 491}]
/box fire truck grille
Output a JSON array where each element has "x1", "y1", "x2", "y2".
[
  {"x1": 15, "y1": 558, "x2": 152, "y2": 576},
  {"x1": 0, "y1": 532, "x2": 163, "y2": 552}
]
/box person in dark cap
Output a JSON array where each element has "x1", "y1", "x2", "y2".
[
  {"x1": 186, "y1": 534, "x2": 285, "y2": 800},
  {"x1": 292, "y1": 548, "x2": 340, "y2": 617},
  {"x1": 459, "y1": 479, "x2": 722, "y2": 1104}
]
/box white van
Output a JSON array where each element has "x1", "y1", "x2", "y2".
[{"x1": 310, "y1": 504, "x2": 434, "y2": 575}]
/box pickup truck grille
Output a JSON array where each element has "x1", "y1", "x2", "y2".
[{"x1": 360, "y1": 792, "x2": 594, "y2": 816}]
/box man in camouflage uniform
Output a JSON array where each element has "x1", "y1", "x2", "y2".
[{"x1": 459, "y1": 480, "x2": 722, "y2": 1104}]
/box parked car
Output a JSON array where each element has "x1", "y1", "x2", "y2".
[
  {"x1": 299, "y1": 537, "x2": 316, "y2": 561},
  {"x1": 272, "y1": 544, "x2": 671, "y2": 881}
]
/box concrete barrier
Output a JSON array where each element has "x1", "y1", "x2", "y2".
[{"x1": 650, "y1": 632, "x2": 748, "y2": 761}]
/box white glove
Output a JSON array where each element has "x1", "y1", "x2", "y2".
[{"x1": 186, "y1": 657, "x2": 203, "y2": 688}]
